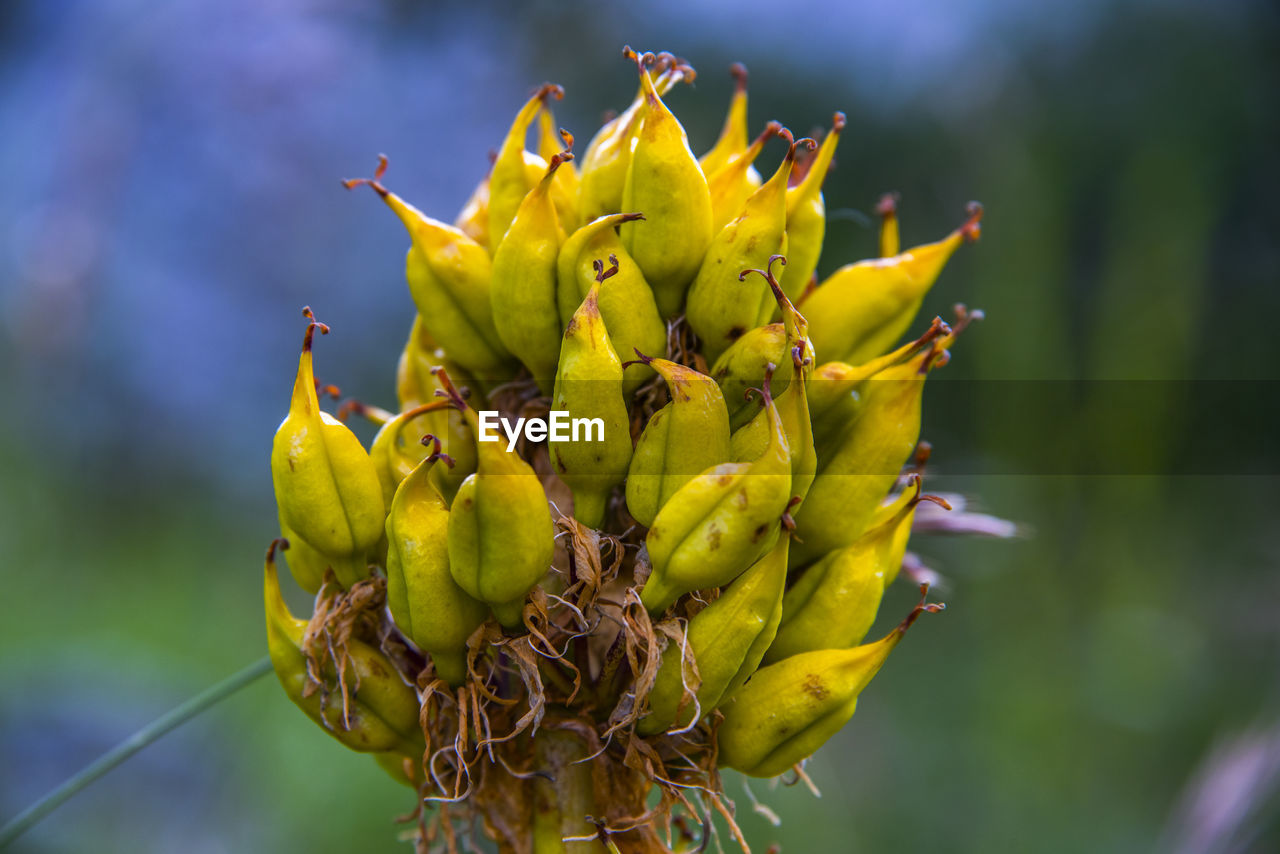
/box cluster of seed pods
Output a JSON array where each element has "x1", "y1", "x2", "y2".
[{"x1": 266, "y1": 47, "x2": 997, "y2": 853}]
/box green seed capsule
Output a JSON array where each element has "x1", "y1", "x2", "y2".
[
  {"x1": 790, "y1": 321, "x2": 959, "y2": 569},
  {"x1": 802, "y1": 202, "x2": 982, "y2": 365},
  {"x1": 441, "y1": 370, "x2": 556, "y2": 629},
  {"x1": 686, "y1": 134, "x2": 815, "y2": 364},
  {"x1": 550, "y1": 269, "x2": 634, "y2": 528},
  {"x1": 766, "y1": 476, "x2": 945, "y2": 662},
  {"x1": 624, "y1": 353, "x2": 731, "y2": 528},
  {"x1": 556, "y1": 213, "x2": 667, "y2": 396},
  {"x1": 270, "y1": 311, "x2": 384, "y2": 589},
  {"x1": 638, "y1": 534, "x2": 788, "y2": 735},
  {"x1": 619, "y1": 48, "x2": 714, "y2": 317},
  {"x1": 718, "y1": 594, "x2": 941, "y2": 778},
  {"x1": 641, "y1": 370, "x2": 792, "y2": 615},
  {"x1": 264, "y1": 541, "x2": 423, "y2": 756},
  {"x1": 385, "y1": 440, "x2": 489, "y2": 687}
]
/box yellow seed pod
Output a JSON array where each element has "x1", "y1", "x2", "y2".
[
  {"x1": 717, "y1": 594, "x2": 942, "y2": 778},
  {"x1": 766, "y1": 476, "x2": 947, "y2": 662},
  {"x1": 778, "y1": 113, "x2": 846, "y2": 302},
  {"x1": 538, "y1": 105, "x2": 580, "y2": 231},
  {"x1": 806, "y1": 318, "x2": 950, "y2": 456},
  {"x1": 264, "y1": 541, "x2": 423, "y2": 755},
  {"x1": 440, "y1": 370, "x2": 555, "y2": 629},
  {"x1": 877, "y1": 191, "x2": 900, "y2": 258},
  {"x1": 686, "y1": 135, "x2": 816, "y2": 364},
  {"x1": 385, "y1": 439, "x2": 489, "y2": 687},
  {"x1": 270, "y1": 311, "x2": 384, "y2": 589},
  {"x1": 490, "y1": 151, "x2": 573, "y2": 393},
  {"x1": 699, "y1": 63, "x2": 758, "y2": 183},
  {"x1": 641, "y1": 372, "x2": 792, "y2": 615},
  {"x1": 790, "y1": 320, "x2": 961, "y2": 568},
  {"x1": 578, "y1": 53, "x2": 693, "y2": 223},
  {"x1": 454, "y1": 168, "x2": 491, "y2": 249},
  {"x1": 802, "y1": 202, "x2": 983, "y2": 365},
  {"x1": 488, "y1": 83, "x2": 564, "y2": 250},
  {"x1": 638, "y1": 534, "x2": 788, "y2": 736},
  {"x1": 619, "y1": 48, "x2": 715, "y2": 318},
  {"x1": 706, "y1": 121, "x2": 783, "y2": 234},
  {"x1": 710, "y1": 321, "x2": 793, "y2": 431},
  {"x1": 624, "y1": 352, "x2": 731, "y2": 528},
  {"x1": 345, "y1": 159, "x2": 512, "y2": 377},
  {"x1": 550, "y1": 269, "x2": 634, "y2": 529},
  {"x1": 555, "y1": 213, "x2": 666, "y2": 396},
  {"x1": 366, "y1": 400, "x2": 452, "y2": 516},
  {"x1": 728, "y1": 260, "x2": 818, "y2": 507},
  {"x1": 395, "y1": 316, "x2": 479, "y2": 503}
]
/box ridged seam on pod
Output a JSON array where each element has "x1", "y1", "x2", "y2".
[
  {"x1": 577, "y1": 52, "x2": 693, "y2": 223},
  {"x1": 641, "y1": 364, "x2": 793, "y2": 615},
  {"x1": 623, "y1": 349, "x2": 731, "y2": 528},
  {"x1": 686, "y1": 133, "x2": 816, "y2": 364},
  {"x1": 779, "y1": 112, "x2": 846, "y2": 303},
  {"x1": 619, "y1": 47, "x2": 714, "y2": 318},
  {"x1": 717, "y1": 588, "x2": 944, "y2": 778},
  {"x1": 550, "y1": 260, "x2": 634, "y2": 529},
  {"x1": 263, "y1": 540, "x2": 423, "y2": 755},
  {"x1": 638, "y1": 533, "x2": 788, "y2": 735},
  {"x1": 437, "y1": 368, "x2": 555, "y2": 629},
  {"x1": 766, "y1": 475, "x2": 950, "y2": 663},
  {"x1": 344, "y1": 158, "x2": 512, "y2": 377},
  {"x1": 384, "y1": 436, "x2": 489, "y2": 687},
  {"x1": 270, "y1": 309, "x2": 384, "y2": 589},
  {"x1": 555, "y1": 211, "x2": 667, "y2": 396},
  {"x1": 489, "y1": 83, "x2": 564, "y2": 250},
  {"x1": 490, "y1": 147, "x2": 575, "y2": 393},
  {"x1": 802, "y1": 201, "x2": 983, "y2": 365},
  {"x1": 728, "y1": 257, "x2": 818, "y2": 508}
]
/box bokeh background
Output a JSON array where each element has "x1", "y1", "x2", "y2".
[{"x1": 2, "y1": 0, "x2": 1278, "y2": 851}]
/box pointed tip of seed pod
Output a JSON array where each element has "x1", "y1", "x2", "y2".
[
  {"x1": 616, "y1": 211, "x2": 645, "y2": 224},
  {"x1": 535, "y1": 82, "x2": 565, "y2": 103},
  {"x1": 547, "y1": 150, "x2": 575, "y2": 175},
  {"x1": 786, "y1": 135, "x2": 817, "y2": 163},
  {"x1": 876, "y1": 192, "x2": 900, "y2": 218},
  {"x1": 895, "y1": 584, "x2": 946, "y2": 636},
  {"x1": 960, "y1": 201, "x2": 984, "y2": 242},
  {"x1": 832, "y1": 111, "x2": 847, "y2": 132},
  {"x1": 429, "y1": 366, "x2": 469, "y2": 412},
  {"x1": 300, "y1": 306, "x2": 330, "y2": 353},
  {"x1": 593, "y1": 254, "x2": 620, "y2": 284},
  {"x1": 730, "y1": 62, "x2": 748, "y2": 90},
  {"x1": 341, "y1": 154, "x2": 390, "y2": 197},
  {"x1": 267, "y1": 537, "x2": 290, "y2": 563},
  {"x1": 620, "y1": 347, "x2": 654, "y2": 370},
  {"x1": 420, "y1": 433, "x2": 456, "y2": 468},
  {"x1": 558, "y1": 128, "x2": 574, "y2": 151}
]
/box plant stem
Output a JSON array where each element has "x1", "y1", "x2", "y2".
[{"x1": 0, "y1": 656, "x2": 272, "y2": 849}]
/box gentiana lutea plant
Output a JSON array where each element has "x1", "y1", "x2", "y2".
[{"x1": 266, "y1": 48, "x2": 1005, "y2": 853}]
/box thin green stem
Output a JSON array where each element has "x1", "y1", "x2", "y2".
[{"x1": 0, "y1": 656, "x2": 272, "y2": 849}]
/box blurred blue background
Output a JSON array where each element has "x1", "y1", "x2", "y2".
[{"x1": 2, "y1": 0, "x2": 1278, "y2": 851}]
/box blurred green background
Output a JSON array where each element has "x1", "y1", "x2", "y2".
[{"x1": 2, "y1": 1, "x2": 1278, "y2": 852}]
